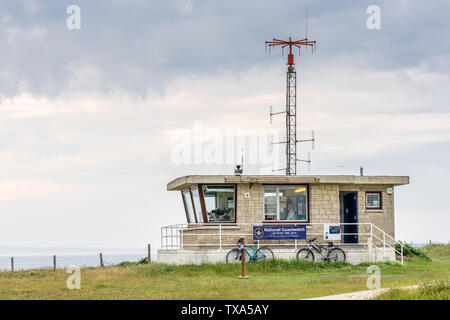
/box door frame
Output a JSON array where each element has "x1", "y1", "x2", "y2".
[{"x1": 339, "y1": 191, "x2": 358, "y2": 244}]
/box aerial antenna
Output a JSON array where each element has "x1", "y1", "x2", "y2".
[
  {"x1": 265, "y1": 32, "x2": 317, "y2": 175},
  {"x1": 306, "y1": 6, "x2": 308, "y2": 39},
  {"x1": 297, "y1": 152, "x2": 311, "y2": 171},
  {"x1": 298, "y1": 130, "x2": 315, "y2": 150},
  {"x1": 269, "y1": 104, "x2": 285, "y2": 124}
]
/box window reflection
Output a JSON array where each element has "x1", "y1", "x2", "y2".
[
  {"x1": 263, "y1": 185, "x2": 308, "y2": 221},
  {"x1": 202, "y1": 185, "x2": 235, "y2": 222},
  {"x1": 279, "y1": 186, "x2": 307, "y2": 221},
  {"x1": 264, "y1": 188, "x2": 277, "y2": 220}
]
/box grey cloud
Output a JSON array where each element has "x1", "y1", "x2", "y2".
[{"x1": 1, "y1": 0, "x2": 450, "y2": 97}]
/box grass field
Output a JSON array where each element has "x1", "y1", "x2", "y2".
[
  {"x1": 375, "y1": 281, "x2": 449, "y2": 300},
  {"x1": 0, "y1": 244, "x2": 448, "y2": 300}
]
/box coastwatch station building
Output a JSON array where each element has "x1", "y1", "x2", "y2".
[{"x1": 158, "y1": 174, "x2": 409, "y2": 264}]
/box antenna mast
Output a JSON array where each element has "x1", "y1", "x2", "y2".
[{"x1": 266, "y1": 34, "x2": 316, "y2": 176}]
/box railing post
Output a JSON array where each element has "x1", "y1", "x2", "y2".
[
  {"x1": 383, "y1": 233, "x2": 386, "y2": 261},
  {"x1": 161, "y1": 227, "x2": 164, "y2": 250},
  {"x1": 401, "y1": 244, "x2": 404, "y2": 265},
  {"x1": 368, "y1": 237, "x2": 373, "y2": 263},
  {"x1": 147, "y1": 244, "x2": 151, "y2": 264},
  {"x1": 171, "y1": 226, "x2": 174, "y2": 250},
  {"x1": 370, "y1": 223, "x2": 373, "y2": 244},
  {"x1": 181, "y1": 228, "x2": 184, "y2": 250},
  {"x1": 237, "y1": 238, "x2": 249, "y2": 280},
  {"x1": 219, "y1": 224, "x2": 222, "y2": 250}
]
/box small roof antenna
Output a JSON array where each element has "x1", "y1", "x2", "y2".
[{"x1": 234, "y1": 148, "x2": 244, "y2": 175}]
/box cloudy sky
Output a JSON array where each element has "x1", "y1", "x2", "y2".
[{"x1": 0, "y1": 0, "x2": 449, "y2": 252}]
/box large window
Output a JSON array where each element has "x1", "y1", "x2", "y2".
[
  {"x1": 181, "y1": 185, "x2": 236, "y2": 224},
  {"x1": 202, "y1": 185, "x2": 235, "y2": 222},
  {"x1": 263, "y1": 185, "x2": 308, "y2": 221},
  {"x1": 366, "y1": 192, "x2": 382, "y2": 209}
]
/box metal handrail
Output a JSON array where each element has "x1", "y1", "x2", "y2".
[
  {"x1": 370, "y1": 223, "x2": 404, "y2": 264},
  {"x1": 160, "y1": 222, "x2": 404, "y2": 264}
]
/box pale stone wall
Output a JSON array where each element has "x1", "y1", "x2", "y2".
[
  {"x1": 157, "y1": 247, "x2": 397, "y2": 265},
  {"x1": 180, "y1": 182, "x2": 396, "y2": 248},
  {"x1": 235, "y1": 183, "x2": 263, "y2": 224},
  {"x1": 339, "y1": 184, "x2": 395, "y2": 239},
  {"x1": 235, "y1": 183, "x2": 395, "y2": 238}
]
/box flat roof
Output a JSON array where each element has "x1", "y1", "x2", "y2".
[{"x1": 167, "y1": 175, "x2": 410, "y2": 191}]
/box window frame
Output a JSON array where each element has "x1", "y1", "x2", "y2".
[
  {"x1": 181, "y1": 184, "x2": 237, "y2": 224},
  {"x1": 200, "y1": 184, "x2": 237, "y2": 224},
  {"x1": 365, "y1": 191, "x2": 382, "y2": 210},
  {"x1": 262, "y1": 184, "x2": 310, "y2": 223},
  {"x1": 190, "y1": 186, "x2": 204, "y2": 223},
  {"x1": 181, "y1": 188, "x2": 197, "y2": 224}
]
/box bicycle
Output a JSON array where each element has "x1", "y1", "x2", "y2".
[
  {"x1": 226, "y1": 238, "x2": 274, "y2": 263},
  {"x1": 296, "y1": 237, "x2": 346, "y2": 263}
]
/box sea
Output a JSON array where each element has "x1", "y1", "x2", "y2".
[{"x1": 0, "y1": 249, "x2": 158, "y2": 271}]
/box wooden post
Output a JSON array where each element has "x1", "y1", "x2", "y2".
[
  {"x1": 147, "y1": 244, "x2": 151, "y2": 264},
  {"x1": 10, "y1": 257, "x2": 14, "y2": 272},
  {"x1": 99, "y1": 253, "x2": 104, "y2": 267},
  {"x1": 237, "y1": 238, "x2": 249, "y2": 279},
  {"x1": 53, "y1": 255, "x2": 57, "y2": 271}
]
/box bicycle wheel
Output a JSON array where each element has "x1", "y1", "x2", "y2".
[
  {"x1": 296, "y1": 248, "x2": 315, "y2": 262},
  {"x1": 328, "y1": 248, "x2": 346, "y2": 264},
  {"x1": 255, "y1": 247, "x2": 274, "y2": 261},
  {"x1": 226, "y1": 249, "x2": 249, "y2": 263}
]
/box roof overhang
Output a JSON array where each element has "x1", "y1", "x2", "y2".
[{"x1": 167, "y1": 175, "x2": 410, "y2": 191}]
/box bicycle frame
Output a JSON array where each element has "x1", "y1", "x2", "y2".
[
  {"x1": 239, "y1": 243, "x2": 267, "y2": 261},
  {"x1": 306, "y1": 242, "x2": 332, "y2": 259}
]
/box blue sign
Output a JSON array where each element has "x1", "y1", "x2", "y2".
[{"x1": 253, "y1": 225, "x2": 306, "y2": 240}]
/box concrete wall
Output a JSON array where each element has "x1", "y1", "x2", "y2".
[
  {"x1": 339, "y1": 184, "x2": 395, "y2": 239},
  {"x1": 157, "y1": 247, "x2": 397, "y2": 265},
  {"x1": 235, "y1": 182, "x2": 395, "y2": 238},
  {"x1": 180, "y1": 182, "x2": 396, "y2": 248}
]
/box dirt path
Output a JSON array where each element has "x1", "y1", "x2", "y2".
[{"x1": 305, "y1": 285, "x2": 419, "y2": 300}]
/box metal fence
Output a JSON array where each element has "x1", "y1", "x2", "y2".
[
  {"x1": 0, "y1": 245, "x2": 154, "y2": 272},
  {"x1": 161, "y1": 222, "x2": 404, "y2": 264}
]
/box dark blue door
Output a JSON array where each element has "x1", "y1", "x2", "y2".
[{"x1": 340, "y1": 192, "x2": 358, "y2": 244}]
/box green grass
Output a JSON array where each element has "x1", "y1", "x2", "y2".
[
  {"x1": 375, "y1": 281, "x2": 449, "y2": 300},
  {"x1": 0, "y1": 244, "x2": 448, "y2": 300},
  {"x1": 422, "y1": 244, "x2": 450, "y2": 262},
  {"x1": 396, "y1": 242, "x2": 430, "y2": 260}
]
